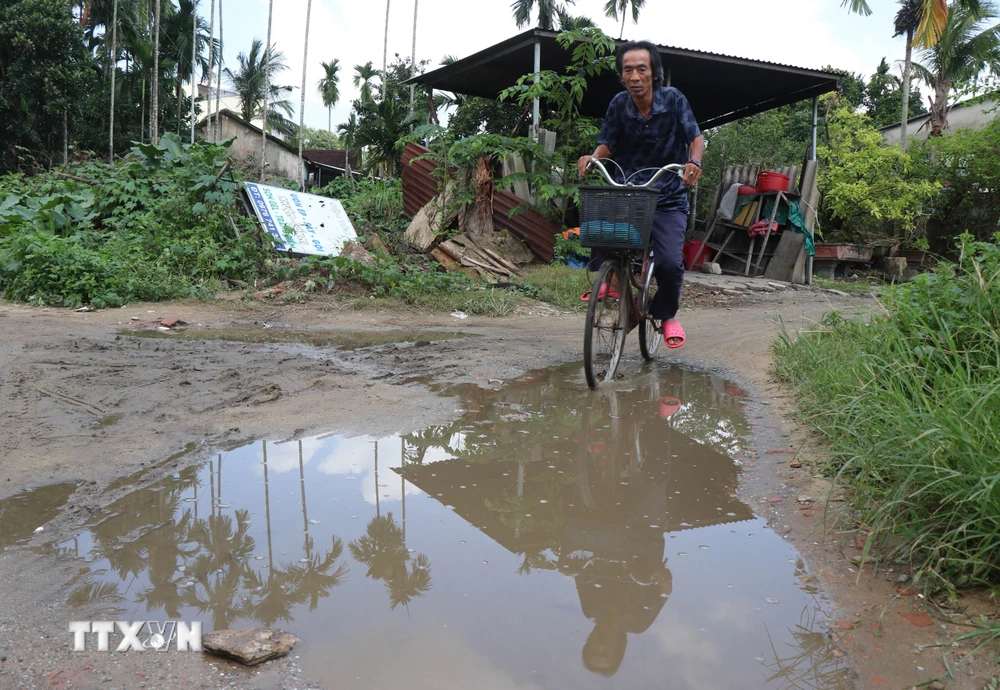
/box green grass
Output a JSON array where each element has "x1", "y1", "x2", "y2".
[
  {"x1": 519, "y1": 264, "x2": 592, "y2": 312},
  {"x1": 774, "y1": 236, "x2": 1000, "y2": 591}
]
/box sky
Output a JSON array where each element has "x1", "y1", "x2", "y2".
[{"x1": 201, "y1": 0, "x2": 917, "y2": 134}]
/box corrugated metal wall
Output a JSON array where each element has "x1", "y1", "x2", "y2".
[{"x1": 401, "y1": 143, "x2": 560, "y2": 263}]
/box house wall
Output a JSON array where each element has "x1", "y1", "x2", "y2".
[
  {"x1": 198, "y1": 115, "x2": 305, "y2": 182},
  {"x1": 881, "y1": 99, "x2": 998, "y2": 144}
]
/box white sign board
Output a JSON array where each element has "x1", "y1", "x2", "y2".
[{"x1": 244, "y1": 182, "x2": 357, "y2": 257}]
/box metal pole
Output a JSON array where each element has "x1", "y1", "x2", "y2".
[
  {"x1": 409, "y1": 0, "x2": 418, "y2": 116},
  {"x1": 532, "y1": 37, "x2": 540, "y2": 140}
]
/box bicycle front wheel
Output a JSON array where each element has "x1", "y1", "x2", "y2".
[
  {"x1": 639, "y1": 257, "x2": 661, "y2": 361},
  {"x1": 584, "y1": 260, "x2": 629, "y2": 389}
]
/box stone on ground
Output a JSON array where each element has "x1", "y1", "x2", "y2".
[{"x1": 202, "y1": 628, "x2": 302, "y2": 666}]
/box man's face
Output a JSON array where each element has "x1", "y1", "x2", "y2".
[{"x1": 621, "y1": 49, "x2": 654, "y2": 101}]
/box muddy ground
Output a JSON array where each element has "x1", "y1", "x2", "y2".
[{"x1": 0, "y1": 275, "x2": 996, "y2": 689}]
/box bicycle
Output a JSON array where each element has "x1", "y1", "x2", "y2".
[{"x1": 579, "y1": 159, "x2": 686, "y2": 390}]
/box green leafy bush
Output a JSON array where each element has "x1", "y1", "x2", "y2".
[
  {"x1": 774, "y1": 234, "x2": 1000, "y2": 588},
  {"x1": 0, "y1": 134, "x2": 271, "y2": 306}
]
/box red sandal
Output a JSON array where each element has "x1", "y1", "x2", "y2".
[
  {"x1": 662, "y1": 321, "x2": 686, "y2": 349},
  {"x1": 580, "y1": 285, "x2": 621, "y2": 303}
]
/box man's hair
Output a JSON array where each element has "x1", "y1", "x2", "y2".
[{"x1": 616, "y1": 41, "x2": 665, "y2": 87}]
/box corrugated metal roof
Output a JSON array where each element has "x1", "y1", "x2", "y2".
[
  {"x1": 402, "y1": 143, "x2": 560, "y2": 263},
  {"x1": 407, "y1": 29, "x2": 841, "y2": 128}
]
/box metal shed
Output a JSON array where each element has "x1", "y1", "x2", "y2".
[{"x1": 406, "y1": 29, "x2": 841, "y2": 129}]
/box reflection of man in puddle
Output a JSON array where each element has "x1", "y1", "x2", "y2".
[{"x1": 560, "y1": 400, "x2": 677, "y2": 677}]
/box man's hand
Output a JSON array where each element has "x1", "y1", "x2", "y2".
[
  {"x1": 682, "y1": 162, "x2": 702, "y2": 188},
  {"x1": 577, "y1": 155, "x2": 594, "y2": 180}
]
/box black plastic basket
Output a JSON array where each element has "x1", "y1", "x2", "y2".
[{"x1": 578, "y1": 185, "x2": 660, "y2": 250}]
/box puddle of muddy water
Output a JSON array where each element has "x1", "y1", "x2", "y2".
[
  {"x1": 121, "y1": 327, "x2": 471, "y2": 350},
  {"x1": 0, "y1": 482, "x2": 82, "y2": 550},
  {"x1": 35, "y1": 365, "x2": 849, "y2": 689}
]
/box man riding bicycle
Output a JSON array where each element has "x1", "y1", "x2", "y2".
[{"x1": 578, "y1": 41, "x2": 705, "y2": 349}]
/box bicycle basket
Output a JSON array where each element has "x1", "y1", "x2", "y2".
[{"x1": 579, "y1": 185, "x2": 660, "y2": 250}]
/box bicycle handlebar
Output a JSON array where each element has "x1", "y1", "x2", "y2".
[{"x1": 586, "y1": 158, "x2": 686, "y2": 188}]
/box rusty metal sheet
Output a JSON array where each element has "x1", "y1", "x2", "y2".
[{"x1": 402, "y1": 143, "x2": 559, "y2": 263}]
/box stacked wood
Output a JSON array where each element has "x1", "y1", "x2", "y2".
[{"x1": 435, "y1": 232, "x2": 529, "y2": 282}]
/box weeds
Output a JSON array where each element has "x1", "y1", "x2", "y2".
[
  {"x1": 774, "y1": 234, "x2": 1000, "y2": 588},
  {"x1": 519, "y1": 264, "x2": 591, "y2": 311}
]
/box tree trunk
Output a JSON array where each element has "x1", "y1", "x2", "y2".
[
  {"x1": 929, "y1": 78, "x2": 950, "y2": 136},
  {"x1": 63, "y1": 109, "x2": 68, "y2": 165},
  {"x1": 900, "y1": 28, "x2": 913, "y2": 150},
  {"x1": 190, "y1": 0, "x2": 199, "y2": 144},
  {"x1": 150, "y1": 0, "x2": 162, "y2": 144},
  {"x1": 261, "y1": 0, "x2": 274, "y2": 181},
  {"x1": 214, "y1": 0, "x2": 223, "y2": 138},
  {"x1": 383, "y1": 0, "x2": 390, "y2": 77},
  {"x1": 206, "y1": 0, "x2": 216, "y2": 139},
  {"x1": 109, "y1": 0, "x2": 118, "y2": 159},
  {"x1": 176, "y1": 80, "x2": 183, "y2": 135},
  {"x1": 328, "y1": 106, "x2": 332, "y2": 138},
  {"x1": 298, "y1": 0, "x2": 313, "y2": 191}
]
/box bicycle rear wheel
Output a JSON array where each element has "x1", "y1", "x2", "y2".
[
  {"x1": 639, "y1": 257, "x2": 662, "y2": 361},
  {"x1": 584, "y1": 260, "x2": 629, "y2": 389}
]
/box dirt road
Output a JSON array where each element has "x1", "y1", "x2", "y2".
[{"x1": 0, "y1": 277, "x2": 994, "y2": 689}]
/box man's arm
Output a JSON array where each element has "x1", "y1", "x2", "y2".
[
  {"x1": 683, "y1": 135, "x2": 705, "y2": 187},
  {"x1": 578, "y1": 144, "x2": 612, "y2": 179}
]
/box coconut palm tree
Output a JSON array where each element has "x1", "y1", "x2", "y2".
[
  {"x1": 895, "y1": 0, "x2": 921, "y2": 148},
  {"x1": 204, "y1": 0, "x2": 216, "y2": 139},
  {"x1": 225, "y1": 39, "x2": 295, "y2": 134},
  {"x1": 603, "y1": 0, "x2": 645, "y2": 39},
  {"x1": 355, "y1": 96, "x2": 409, "y2": 176},
  {"x1": 354, "y1": 61, "x2": 377, "y2": 105},
  {"x1": 843, "y1": 0, "x2": 983, "y2": 47},
  {"x1": 318, "y1": 59, "x2": 341, "y2": 137},
  {"x1": 298, "y1": 0, "x2": 314, "y2": 191},
  {"x1": 512, "y1": 0, "x2": 575, "y2": 30},
  {"x1": 383, "y1": 0, "x2": 391, "y2": 75},
  {"x1": 911, "y1": 1, "x2": 1000, "y2": 135}
]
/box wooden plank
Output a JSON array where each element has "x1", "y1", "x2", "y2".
[{"x1": 763, "y1": 231, "x2": 806, "y2": 282}]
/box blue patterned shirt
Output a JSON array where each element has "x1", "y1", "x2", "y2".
[{"x1": 597, "y1": 87, "x2": 701, "y2": 211}]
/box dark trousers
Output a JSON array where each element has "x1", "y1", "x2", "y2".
[{"x1": 590, "y1": 209, "x2": 687, "y2": 322}]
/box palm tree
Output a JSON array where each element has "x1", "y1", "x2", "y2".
[
  {"x1": 318, "y1": 59, "x2": 341, "y2": 137},
  {"x1": 151, "y1": 0, "x2": 161, "y2": 144},
  {"x1": 354, "y1": 61, "x2": 377, "y2": 105},
  {"x1": 895, "y1": 0, "x2": 921, "y2": 148},
  {"x1": 355, "y1": 97, "x2": 409, "y2": 176},
  {"x1": 383, "y1": 0, "x2": 391, "y2": 75},
  {"x1": 911, "y1": 1, "x2": 1000, "y2": 135},
  {"x1": 225, "y1": 39, "x2": 295, "y2": 134},
  {"x1": 260, "y1": 0, "x2": 275, "y2": 180},
  {"x1": 512, "y1": 0, "x2": 575, "y2": 30},
  {"x1": 298, "y1": 0, "x2": 314, "y2": 191},
  {"x1": 337, "y1": 111, "x2": 359, "y2": 173},
  {"x1": 214, "y1": 0, "x2": 224, "y2": 140},
  {"x1": 109, "y1": 0, "x2": 119, "y2": 157},
  {"x1": 843, "y1": 0, "x2": 983, "y2": 47},
  {"x1": 205, "y1": 0, "x2": 216, "y2": 139},
  {"x1": 556, "y1": 9, "x2": 595, "y2": 30},
  {"x1": 162, "y1": 0, "x2": 212, "y2": 136},
  {"x1": 603, "y1": 0, "x2": 645, "y2": 39}
]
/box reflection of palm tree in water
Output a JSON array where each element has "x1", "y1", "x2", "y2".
[
  {"x1": 349, "y1": 512, "x2": 432, "y2": 611},
  {"x1": 562, "y1": 389, "x2": 677, "y2": 677}
]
